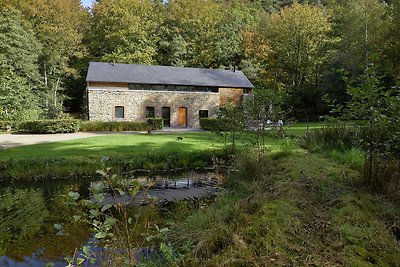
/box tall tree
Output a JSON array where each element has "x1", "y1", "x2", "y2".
[
  {"x1": 384, "y1": 0, "x2": 400, "y2": 82},
  {"x1": 21, "y1": 0, "x2": 89, "y2": 116},
  {"x1": 334, "y1": 0, "x2": 390, "y2": 75},
  {"x1": 0, "y1": 7, "x2": 42, "y2": 120},
  {"x1": 262, "y1": 3, "x2": 334, "y2": 118},
  {"x1": 89, "y1": 0, "x2": 161, "y2": 65},
  {"x1": 157, "y1": 0, "x2": 260, "y2": 69},
  {"x1": 1, "y1": 0, "x2": 90, "y2": 115}
]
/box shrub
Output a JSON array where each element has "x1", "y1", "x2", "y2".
[
  {"x1": 200, "y1": 118, "x2": 229, "y2": 131},
  {"x1": 299, "y1": 125, "x2": 358, "y2": 152},
  {"x1": 147, "y1": 118, "x2": 163, "y2": 130},
  {"x1": 16, "y1": 119, "x2": 80, "y2": 134},
  {"x1": 81, "y1": 121, "x2": 148, "y2": 132},
  {"x1": 0, "y1": 121, "x2": 17, "y2": 132}
]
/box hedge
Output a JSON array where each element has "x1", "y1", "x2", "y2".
[
  {"x1": 16, "y1": 119, "x2": 80, "y2": 134},
  {"x1": 200, "y1": 118, "x2": 230, "y2": 131},
  {"x1": 81, "y1": 121, "x2": 148, "y2": 132},
  {"x1": 0, "y1": 121, "x2": 16, "y2": 132},
  {"x1": 147, "y1": 118, "x2": 163, "y2": 130}
]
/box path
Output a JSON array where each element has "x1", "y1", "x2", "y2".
[{"x1": 0, "y1": 128, "x2": 205, "y2": 149}]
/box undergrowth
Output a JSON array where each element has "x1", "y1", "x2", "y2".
[
  {"x1": 0, "y1": 149, "x2": 231, "y2": 182},
  {"x1": 145, "y1": 151, "x2": 400, "y2": 266}
]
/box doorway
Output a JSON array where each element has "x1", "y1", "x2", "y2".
[
  {"x1": 162, "y1": 107, "x2": 170, "y2": 127},
  {"x1": 178, "y1": 107, "x2": 187, "y2": 127}
]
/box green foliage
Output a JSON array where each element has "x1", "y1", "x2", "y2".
[
  {"x1": 0, "y1": 71, "x2": 41, "y2": 121},
  {"x1": 81, "y1": 121, "x2": 148, "y2": 132},
  {"x1": 160, "y1": 152, "x2": 400, "y2": 266},
  {"x1": 64, "y1": 158, "x2": 152, "y2": 266},
  {"x1": 261, "y1": 3, "x2": 334, "y2": 118},
  {"x1": 337, "y1": 67, "x2": 400, "y2": 190},
  {"x1": 147, "y1": 118, "x2": 163, "y2": 130},
  {"x1": 0, "y1": 7, "x2": 42, "y2": 120},
  {"x1": 0, "y1": 6, "x2": 42, "y2": 83},
  {"x1": 334, "y1": 0, "x2": 390, "y2": 76},
  {"x1": 200, "y1": 118, "x2": 229, "y2": 131},
  {"x1": 157, "y1": 0, "x2": 260, "y2": 68},
  {"x1": 0, "y1": 121, "x2": 17, "y2": 132},
  {"x1": 89, "y1": 0, "x2": 160, "y2": 64},
  {"x1": 16, "y1": 119, "x2": 80, "y2": 134},
  {"x1": 300, "y1": 125, "x2": 358, "y2": 152},
  {"x1": 0, "y1": 188, "x2": 49, "y2": 255},
  {"x1": 0, "y1": 133, "x2": 235, "y2": 182}
]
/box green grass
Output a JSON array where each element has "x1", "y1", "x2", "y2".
[
  {"x1": 157, "y1": 151, "x2": 400, "y2": 266},
  {"x1": 283, "y1": 121, "x2": 332, "y2": 136},
  {"x1": 0, "y1": 132, "x2": 289, "y2": 182},
  {"x1": 0, "y1": 133, "x2": 220, "y2": 160},
  {"x1": 0, "y1": 132, "x2": 287, "y2": 161}
]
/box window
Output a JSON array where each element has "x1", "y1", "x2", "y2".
[
  {"x1": 146, "y1": 106, "x2": 155, "y2": 118},
  {"x1": 127, "y1": 83, "x2": 219, "y2": 93},
  {"x1": 115, "y1": 106, "x2": 124, "y2": 119},
  {"x1": 243, "y1": 88, "x2": 252, "y2": 94},
  {"x1": 199, "y1": 110, "x2": 208, "y2": 119}
]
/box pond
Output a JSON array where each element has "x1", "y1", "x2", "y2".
[{"x1": 0, "y1": 171, "x2": 223, "y2": 267}]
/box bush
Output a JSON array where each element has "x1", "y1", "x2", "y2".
[
  {"x1": 200, "y1": 118, "x2": 230, "y2": 131},
  {"x1": 0, "y1": 121, "x2": 17, "y2": 132},
  {"x1": 299, "y1": 125, "x2": 358, "y2": 152},
  {"x1": 81, "y1": 121, "x2": 148, "y2": 132},
  {"x1": 147, "y1": 118, "x2": 163, "y2": 130},
  {"x1": 16, "y1": 119, "x2": 80, "y2": 134}
]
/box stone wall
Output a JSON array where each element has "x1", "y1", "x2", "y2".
[{"x1": 88, "y1": 87, "x2": 220, "y2": 128}]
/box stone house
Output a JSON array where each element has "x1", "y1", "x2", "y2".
[{"x1": 86, "y1": 62, "x2": 254, "y2": 128}]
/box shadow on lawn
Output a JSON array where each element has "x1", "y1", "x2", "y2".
[{"x1": 0, "y1": 133, "x2": 224, "y2": 160}]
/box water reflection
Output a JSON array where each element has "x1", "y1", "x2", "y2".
[
  {"x1": 0, "y1": 171, "x2": 222, "y2": 266},
  {"x1": 0, "y1": 183, "x2": 92, "y2": 266}
]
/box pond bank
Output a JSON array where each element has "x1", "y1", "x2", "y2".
[
  {"x1": 0, "y1": 148, "x2": 232, "y2": 183},
  {"x1": 0, "y1": 170, "x2": 223, "y2": 267}
]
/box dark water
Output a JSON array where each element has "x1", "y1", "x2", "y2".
[{"x1": 0, "y1": 171, "x2": 222, "y2": 267}]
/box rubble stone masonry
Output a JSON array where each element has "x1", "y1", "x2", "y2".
[{"x1": 88, "y1": 86, "x2": 222, "y2": 128}]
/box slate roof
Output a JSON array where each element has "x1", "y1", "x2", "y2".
[{"x1": 87, "y1": 62, "x2": 253, "y2": 88}]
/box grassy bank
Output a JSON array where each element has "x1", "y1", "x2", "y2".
[
  {"x1": 152, "y1": 150, "x2": 400, "y2": 266},
  {"x1": 0, "y1": 132, "x2": 289, "y2": 182}
]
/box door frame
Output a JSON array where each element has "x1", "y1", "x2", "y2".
[{"x1": 178, "y1": 107, "x2": 188, "y2": 127}]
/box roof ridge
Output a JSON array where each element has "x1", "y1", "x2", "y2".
[
  {"x1": 87, "y1": 62, "x2": 253, "y2": 88},
  {"x1": 89, "y1": 61, "x2": 245, "y2": 74}
]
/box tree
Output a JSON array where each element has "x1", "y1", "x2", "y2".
[
  {"x1": 384, "y1": 0, "x2": 400, "y2": 82},
  {"x1": 0, "y1": 7, "x2": 42, "y2": 120},
  {"x1": 0, "y1": 7, "x2": 42, "y2": 84},
  {"x1": 263, "y1": 3, "x2": 334, "y2": 119},
  {"x1": 338, "y1": 66, "x2": 400, "y2": 191},
  {"x1": 89, "y1": 0, "x2": 161, "y2": 65},
  {"x1": 19, "y1": 0, "x2": 90, "y2": 116},
  {"x1": 158, "y1": 0, "x2": 260, "y2": 68},
  {"x1": 0, "y1": 71, "x2": 40, "y2": 121},
  {"x1": 333, "y1": 0, "x2": 390, "y2": 76}
]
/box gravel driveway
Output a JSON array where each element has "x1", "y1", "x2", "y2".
[{"x1": 0, "y1": 132, "x2": 105, "y2": 149}]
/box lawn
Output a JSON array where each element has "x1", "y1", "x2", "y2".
[
  {"x1": 0, "y1": 132, "x2": 291, "y2": 181},
  {"x1": 0, "y1": 132, "x2": 287, "y2": 161}
]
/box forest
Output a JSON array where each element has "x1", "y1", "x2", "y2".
[{"x1": 1, "y1": 0, "x2": 400, "y2": 121}]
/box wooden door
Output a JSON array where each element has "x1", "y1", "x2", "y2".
[{"x1": 178, "y1": 107, "x2": 187, "y2": 127}]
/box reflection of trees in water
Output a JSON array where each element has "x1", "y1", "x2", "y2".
[
  {"x1": 0, "y1": 188, "x2": 49, "y2": 258},
  {"x1": 0, "y1": 186, "x2": 90, "y2": 262}
]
